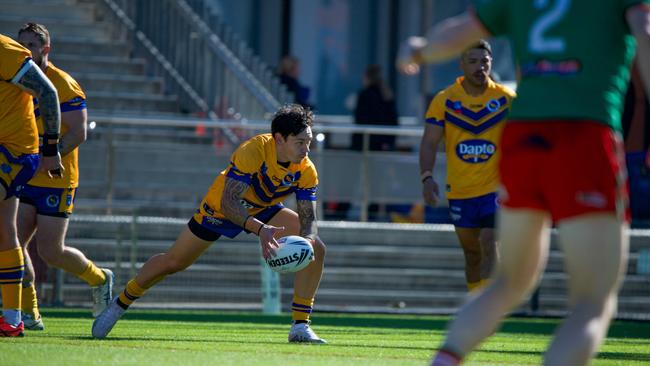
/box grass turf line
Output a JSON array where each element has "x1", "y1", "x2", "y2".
[{"x1": 1, "y1": 308, "x2": 649, "y2": 365}]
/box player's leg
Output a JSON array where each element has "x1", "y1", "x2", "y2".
[
  {"x1": 0, "y1": 150, "x2": 38, "y2": 336},
  {"x1": 432, "y1": 208, "x2": 551, "y2": 365},
  {"x1": 478, "y1": 227, "x2": 497, "y2": 282},
  {"x1": 34, "y1": 214, "x2": 113, "y2": 316},
  {"x1": 542, "y1": 121, "x2": 629, "y2": 365},
  {"x1": 0, "y1": 193, "x2": 25, "y2": 336},
  {"x1": 92, "y1": 225, "x2": 213, "y2": 338},
  {"x1": 544, "y1": 213, "x2": 628, "y2": 366},
  {"x1": 477, "y1": 193, "x2": 499, "y2": 285},
  {"x1": 16, "y1": 202, "x2": 42, "y2": 330},
  {"x1": 453, "y1": 227, "x2": 482, "y2": 290},
  {"x1": 266, "y1": 208, "x2": 327, "y2": 343}
]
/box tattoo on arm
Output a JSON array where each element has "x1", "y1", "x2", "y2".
[
  {"x1": 17, "y1": 65, "x2": 61, "y2": 136},
  {"x1": 297, "y1": 199, "x2": 318, "y2": 240},
  {"x1": 221, "y1": 177, "x2": 251, "y2": 227}
]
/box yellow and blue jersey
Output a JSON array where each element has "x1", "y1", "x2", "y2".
[
  {"x1": 29, "y1": 62, "x2": 86, "y2": 189},
  {"x1": 0, "y1": 34, "x2": 38, "y2": 156},
  {"x1": 200, "y1": 134, "x2": 319, "y2": 219},
  {"x1": 425, "y1": 77, "x2": 515, "y2": 199}
]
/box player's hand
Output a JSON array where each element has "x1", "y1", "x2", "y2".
[
  {"x1": 422, "y1": 178, "x2": 440, "y2": 207},
  {"x1": 38, "y1": 154, "x2": 64, "y2": 179},
  {"x1": 259, "y1": 224, "x2": 285, "y2": 260},
  {"x1": 396, "y1": 36, "x2": 427, "y2": 75}
]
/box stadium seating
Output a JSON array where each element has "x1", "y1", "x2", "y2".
[{"x1": 0, "y1": 0, "x2": 180, "y2": 115}]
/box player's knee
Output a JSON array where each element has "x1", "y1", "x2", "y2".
[
  {"x1": 312, "y1": 237, "x2": 326, "y2": 260},
  {"x1": 163, "y1": 256, "x2": 192, "y2": 274},
  {"x1": 575, "y1": 294, "x2": 618, "y2": 319},
  {"x1": 37, "y1": 245, "x2": 62, "y2": 264}
]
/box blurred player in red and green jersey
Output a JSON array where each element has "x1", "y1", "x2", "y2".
[
  {"x1": 16, "y1": 23, "x2": 114, "y2": 332},
  {"x1": 397, "y1": 0, "x2": 650, "y2": 365},
  {"x1": 0, "y1": 33, "x2": 62, "y2": 337}
]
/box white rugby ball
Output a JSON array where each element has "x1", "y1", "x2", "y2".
[{"x1": 266, "y1": 236, "x2": 315, "y2": 273}]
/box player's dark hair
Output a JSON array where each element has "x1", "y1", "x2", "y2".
[
  {"x1": 464, "y1": 39, "x2": 492, "y2": 56},
  {"x1": 271, "y1": 104, "x2": 314, "y2": 139},
  {"x1": 18, "y1": 23, "x2": 50, "y2": 46}
]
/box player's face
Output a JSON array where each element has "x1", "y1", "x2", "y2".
[
  {"x1": 461, "y1": 48, "x2": 492, "y2": 87},
  {"x1": 276, "y1": 127, "x2": 313, "y2": 164},
  {"x1": 18, "y1": 32, "x2": 48, "y2": 67}
]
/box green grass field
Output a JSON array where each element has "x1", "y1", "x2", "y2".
[{"x1": 2, "y1": 309, "x2": 650, "y2": 366}]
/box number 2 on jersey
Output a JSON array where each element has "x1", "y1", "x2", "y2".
[{"x1": 529, "y1": 0, "x2": 571, "y2": 53}]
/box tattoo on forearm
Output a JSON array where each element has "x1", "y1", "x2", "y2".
[
  {"x1": 221, "y1": 177, "x2": 250, "y2": 227},
  {"x1": 297, "y1": 200, "x2": 318, "y2": 239},
  {"x1": 18, "y1": 66, "x2": 61, "y2": 136}
]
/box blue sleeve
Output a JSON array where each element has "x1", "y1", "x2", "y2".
[{"x1": 295, "y1": 186, "x2": 318, "y2": 201}]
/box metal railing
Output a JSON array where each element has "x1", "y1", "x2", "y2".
[
  {"x1": 101, "y1": 0, "x2": 291, "y2": 123},
  {"x1": 81, "y1": 114, "x2": 439, "y2": 222}
]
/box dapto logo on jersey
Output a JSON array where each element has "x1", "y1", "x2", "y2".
[{"x1": 456, "y1": 139, "x2": 496, "y2": 163}]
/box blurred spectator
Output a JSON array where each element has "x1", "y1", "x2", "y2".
[
  {"x1": 277, "y1": 56, "x2": 313, "y2": 109},
  {"x1": 350, "y1": 64, "x2": 399, "y2": 151}
]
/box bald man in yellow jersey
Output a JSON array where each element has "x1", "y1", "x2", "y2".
[
  {"x1": 93, "y1": 104, "x2": 327, "y2": 343},
  {"x1": 0, "y1": 33, "x2": 62, "y2": 337},
  {"x1": 420, "y1": 40, "x2": 515, "y2": 291},
  {"x1": 16, "y1": 23, "x2": 114, "y2": 331}
]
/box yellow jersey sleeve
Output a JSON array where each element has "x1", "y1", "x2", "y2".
[
  {"x1": 0, "y1": 35, "x2": 31, "y2": 81},
  {"x1": 225, "y1": 136, "x2": 266, "y2": 184},
  {"x1": 56, "y1": 73, "x2": 86, "y2": 114},
  {"x1": 35, "y1": 63, "x2": 87, "y2": 132},
  {"x1": 29, "y1": 63, "x2": 87, "y2": 189},
  {"x1": 0, "y1": 35, "x2": 39, "y2": 155},
  {"x1": 295, "y1": 160, "x2": 318, "y2": 201},
  {"x1": 425, "y1": 92, "x2": 447, "y2": 127}
]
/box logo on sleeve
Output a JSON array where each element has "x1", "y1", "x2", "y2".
[{"x1": 456, "y1": 139, "x2": 497, "y2": 163}]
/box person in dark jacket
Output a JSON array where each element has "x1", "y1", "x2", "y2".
[
  {"x1": 277, "y1": 56, "x2": 313, "y2": 109},
  {"x1": 351, "y1": 64, "x2": 399, "y2": 151}
]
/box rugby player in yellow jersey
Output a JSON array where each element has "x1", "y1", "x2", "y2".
[
  {"x1": 0, "y1": 33, "x2": 62, "y2": 337},
  {"x1": 16, "y1": 23, "x2": 114, "y2": 331},
  {"x1": 93, "y1": 104, "x2": 327, "y2": 343},
  {"x1": 420, "y1": 40, "x2": 515, "y2": 291}
]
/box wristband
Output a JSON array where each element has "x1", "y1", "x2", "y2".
[
  {"x1": 421, "y1": 175, "x2": 433, "y2": 184},
  {"x1": 420, "y1": 170, "x2": 433, "y2": 181},
  {"x1": 42, "y1": 133, "x2": 60, "y2": 157},
  {"x1": 256, "y1": 224, "x2": 263, "y2": 236}
]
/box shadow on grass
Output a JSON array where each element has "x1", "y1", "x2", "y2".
[
  {"x1": 41, "y1": 308, "x2": 650, "y2": 339},
  {"x1": 63, "y1": 334, "x2": 435, "y2": 351}
]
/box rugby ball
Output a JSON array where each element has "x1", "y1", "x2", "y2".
[{"x1": 266, "y1": 236, "x2": 315, "y2": 273}]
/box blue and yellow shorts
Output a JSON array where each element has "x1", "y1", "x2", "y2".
[
  {"x1": 0, "y1": 145, "x2": 39, "y2": 200},
  {"x1": 189, "y1": 202, "x2": 285, "y2": 241},
  {"x1": 19, "y1": 185, "x2": 76, "y2": 218},
  {"x1": 448, "y1": 192, "x2": 498, "y2": 228}
]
